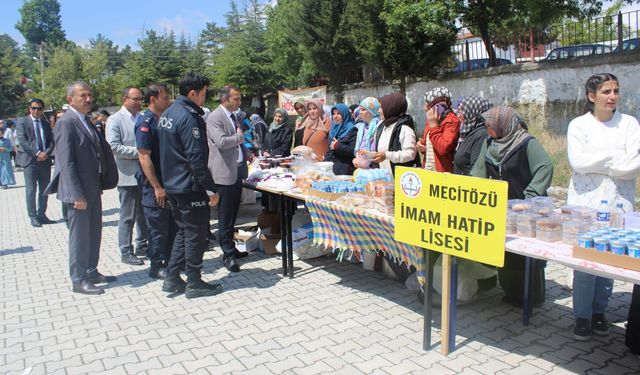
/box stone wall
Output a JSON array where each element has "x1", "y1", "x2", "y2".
[{"x1": 332, "y1": 50, "x2": 640, "y2": 137}]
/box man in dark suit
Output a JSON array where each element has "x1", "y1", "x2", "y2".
[
  {"x1": 16, "y1": 98, "x2": 55, "y2": 227},
  {"x1": 206, "y1": 85, "x2": 250, "y2": 273},
  {"x1": 53, "y1": 81, "x2": 116, "y2": 295}
]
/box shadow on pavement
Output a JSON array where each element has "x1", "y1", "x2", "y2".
[{"x1": 0, "y1": 246, "x2": 35, "y2": 256}]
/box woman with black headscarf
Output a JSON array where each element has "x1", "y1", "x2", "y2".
[
  {"x1": 263, "y1": 108, "x2": 293, "y2": 157},
  {"x1": 369, "y1": 93, "x2": 419, "y2": 176},
  {"x1": 471, "y1": 106, "x2": 553, "y2": 307},
  {"x1": 453, "y1": 96, "x2": 493, "y2": 175}
]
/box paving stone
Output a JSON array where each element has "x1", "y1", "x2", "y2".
[{"x1": 1, "y1": 173, "x2": 638, "y2": 375}]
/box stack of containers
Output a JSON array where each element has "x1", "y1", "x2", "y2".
[{"x1": 574, "y1": 227, "x2": 640, "y2": 259}]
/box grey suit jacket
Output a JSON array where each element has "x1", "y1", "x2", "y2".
[
  {"x1": 52, "y1": 110, "x2": 102, "y2": 203},
  {"x1": 106, "y1": 106, "x2": 139, "y2": 186},
  {"x1": 206, "y1": 106, "x2": 245, "y2": 185},
  {"x1": 15, "y1": 115, "x2": 54, "y2": 167}
]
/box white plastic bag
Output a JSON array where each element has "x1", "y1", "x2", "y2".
[{"x1": 433, "y1": 257, "x2": 497, "y2": 303}]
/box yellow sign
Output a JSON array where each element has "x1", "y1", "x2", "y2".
[{"x1": 394, "y1": 167, "x2": 508, "y2": 267}]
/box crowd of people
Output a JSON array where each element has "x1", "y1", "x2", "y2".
[{"x1": 0, "y1": 72, "x2": 638, "y2": 353}]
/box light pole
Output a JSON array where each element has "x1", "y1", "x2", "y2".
[{"x1": 32, "y1": 44, "x2": 45, "y2": 92}]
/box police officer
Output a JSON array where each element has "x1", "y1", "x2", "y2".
[
  {"x1": 157, "y1": 72, "x2": 222, "y2": 299},
  {"x1": 135, "y1": 83, "x2": 174, "y2": 279}
]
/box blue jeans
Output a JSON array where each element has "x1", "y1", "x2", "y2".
[{"x1": 572, "y1": 270, "x2": 613, "y2": 319}]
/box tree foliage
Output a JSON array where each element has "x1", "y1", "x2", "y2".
[
  {"x1": 15, "y1": 0, "x2": 66, "y2": 50},
  {"x1": 0, "y1": 34, "x2": 25, "y2": 117},
  {"x1": 456, "y1": 0, "x2": 602, "y2": 65}
]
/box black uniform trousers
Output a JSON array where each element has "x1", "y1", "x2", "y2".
[
  {"x1": 23, "y1": 160, "x2": 51, "y2": 219},
  {"x1": 166, "y1": 192, "x2": 209, "y2": 283},
  {"x1": 626, "y1": 284, "x2": 640, "y2": 355},
  {"x1": 67, "y1": 194, "x2": 102, "y2": 283},
  {"x1": 215, "y1": 164, "x2": 246, "y2": 255},
  {"x1": 143, "y1": 204, "x2": 177, "y2": 267}
]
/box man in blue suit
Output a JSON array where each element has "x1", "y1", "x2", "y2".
[{"x1": 16, "y1": 98, "x2": 55, "y2": 227}]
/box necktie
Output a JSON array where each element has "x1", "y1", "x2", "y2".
[
  {"x1": 230, "y1": 113, "x2": 238, "y2": 130},
  {"x1": 34, "y1": 119, "x2": 45, "y2": 152},
  {"x1": 230, "y1": 113, "x2": 245, "y2": 162}
]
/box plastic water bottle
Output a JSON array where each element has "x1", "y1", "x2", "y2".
[
  {"x1": 611, "y1": 203, "x2": 625, "y2": 228},
  {"x1": 596, "y1": 200, "x2": 610, "y2": 227}
]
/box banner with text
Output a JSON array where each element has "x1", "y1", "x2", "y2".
[
  {"x1": 394, "y1": 167, "x2": 508, "y2": 267},
  {"x1": 278, "y1": 86, "x2": 327, "y2": 115}
]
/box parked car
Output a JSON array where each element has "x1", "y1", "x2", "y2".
[
  {"x1": 453, "y1": 58, "x2": 512, "y2": 72},
  {"x1": 544, "y1": 44, "x2": 612, "y2": 60},
  {"x1": 613, "y1": 37, "x2": 640, "y2": 52}
]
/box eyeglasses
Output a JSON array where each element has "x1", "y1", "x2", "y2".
[
  {"x1": 30, "y1": 106, "x2": 44, "y2": 110},
  {"x1": 126, "y1": 97, "x2": 144, "y2": 102}
]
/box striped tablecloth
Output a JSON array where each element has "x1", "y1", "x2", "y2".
[{"x1": 304, "y1": 197, "x2": 425, "y2": 280}]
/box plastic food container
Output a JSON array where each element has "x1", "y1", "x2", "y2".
[
  {"x1": 628, "y1": 243, "x2": 640, "y2": 258},
  {"x1": 516, "y1": 213, "x2": 542, "y2": 237},
  {"x1": 577, "y1": 234, "x2": 594, "y2": 248},
  {"x1": 536, "y1": 217, "x2": 562, "y2": 242},
  {"x1": 594, "y1": 238, "x2": 610, "y2": 252},
  {"x1": 530, "y1": 196, "x2": 554, "y2": 216},
  {"x1": 506, "y1": 211, "x2": 518, "y2": 235},
  {"x1": 571, "y1": 207, "x2": 597, "y2": 220},
  {"x1": 610, "y1": 240, "x2": 627, "y2": 255},
  {"x1": 508, "y1": 199, "x2": 531, "y2": 212},
  {"x1": 562, "y1": 220, "x2": 591, "y2": 236}
]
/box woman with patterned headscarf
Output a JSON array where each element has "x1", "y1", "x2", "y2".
[
  {"x1": 352, "y1": 97, "x2": 381, "y2": 169},
  {"x1": 369, "y1": 92, "x2": 419, "y2": 176},
  {"x1": 417, "y1": 86, "x2": 460, "y2": 172},
  {"x1": 453, "y1": 96, "x2": 493, "y2": 175},
  {"x1": 263, "y1": 108, "x2": 292, "y2": 157},
  {"x1": 295, "y1": 98, "x2": 331, "y2": 161},
  {"x1": 471, "y1": 106, "x2": 553, "y2": 307}
]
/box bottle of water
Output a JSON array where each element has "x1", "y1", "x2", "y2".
[
  {"x1": 596, "y1": 200, "x2": 610, "y2": 227},
  {"x1": 611, "y1": 203, "x2": 625, "y2": 228}
]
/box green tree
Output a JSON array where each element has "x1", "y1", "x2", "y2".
[
  {"x1": 455, "y1": 0, "x2": 602, "y2": 66},
  {"x1": 41, "y1": 44, "x2": 82, "y2": 109},
  {"x1": 15, "y1": 0, "x2": 66, "y2": 50},
  {"x1": 120, "y1": 30, "x2": 182, "y2": 89},
  {"x1": 376, "y1": 0, "x2": 458, "y2": 93},
  {"x1": 0, "y1": 34, "x2": 25, "y2": 117},
  {"x1": 212, "y1": 1, "x2": 278, "y2": 97},
  {"x1": 265, "y1": 0, "x2": 315, "y2": 88},
  {"x1": 553, "y1": 0, "x2": 629, "y2": 46}
]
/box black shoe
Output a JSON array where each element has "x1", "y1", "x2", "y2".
[
  {"x1": 149, "y1": 266, "x2": 168, "y2": 279},
  {"x1": 162, "y1": 275, "x2": 186, "y2": 293},
  {"x1": 72, "y1": 280, "x2": 105, "y2": 295},
  {"x1": 592, "y1": 314, "x2": 609, "y2": 336},
  {"x1": 88, "y1": 272, "x2": 117, "y2": 284},
  {"x1": 38, "y1": 215, "x2": 56, "y2": 224},
  {"x1": 121, "y1": 253, "x2": 144, "y2": 266},
  {"x1": 30, "y1": 218, "x2": 42, "y2": 227},
  {"x1": 185, "y1": 279, "x2": 224, "y2": 299},
  {"x1": 574, "y1": 318, "x2": 592, "y2": 341},
  {"x1": 206, "y1": 231, "x2": 216, "y2": 241},
  {"x1": 222, "y1": 256, "x2": 241, "y2": 272},
  {"x1": 134, "y1": 246, "x2": 147, "y2": 257},
  {"x1": 233, "y1": 249, "x2": 249, "y2": 259}
]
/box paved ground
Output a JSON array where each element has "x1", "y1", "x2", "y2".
[{"x1": 1, "y1": 171, "x2": 639, "y2": 375}]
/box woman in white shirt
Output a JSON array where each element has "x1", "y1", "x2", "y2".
[{"x1": 566, "y1": 73, "x2": 640, "y2": 341}]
